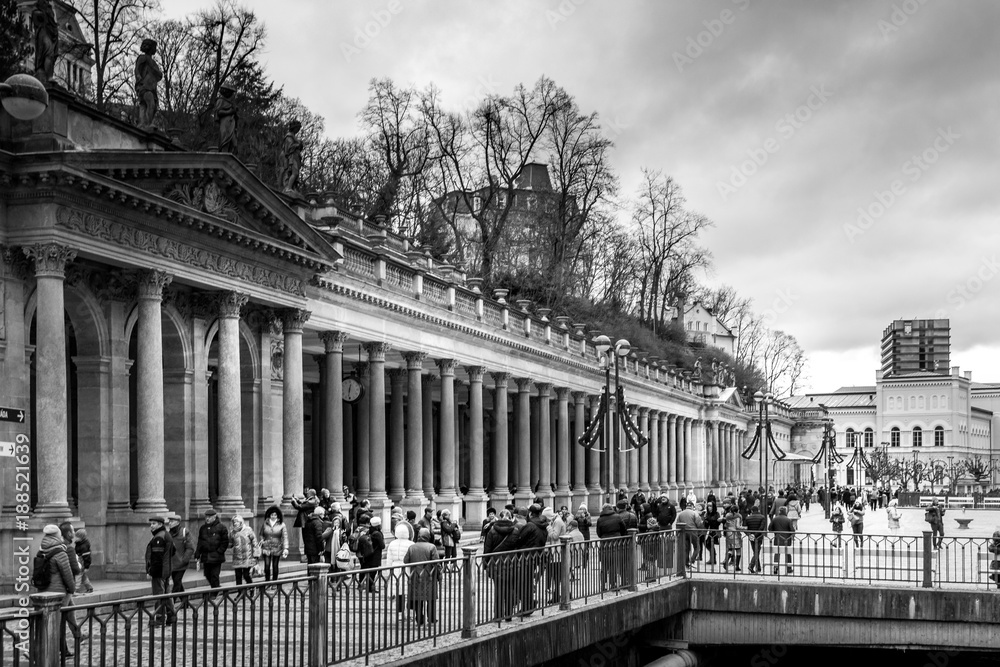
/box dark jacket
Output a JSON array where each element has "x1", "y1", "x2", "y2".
[
  {"x1": 291, "y1": 494, "x2": 319, "y2": 528},
  {"x1": 302, "y1": 514, "x2": 329, "y2": 559},
  {"x1": 195, "y1": 519, "x2": 230, "y2": 564},
  {"x1": 768, "y1": 514, "x2": 795, "y2": 547},
  {"x1": 483, "y1": 519, "x2": 520, "y2": 554},
  {"x1": 39, "y1": 534, "x2": 75, "y2": 595},
  {"x1": 362, "y1": 527, "x2": 385, "y2": 569},
  {"x1": 618, "y1": 509, "x2": 639, "y2": 531},
  {"x1": 74, "y1": 533, "x2": 92, "y2": 570},
  {"x1": 744, "y1": 511, "x2": 767, "y2": 538},
  {"x1": 575, "y1": 509, "x2": 592, "y2": 541},
  {"x1": 517, "y1": 515, "x2": 549, "y2": 550},
  {"x1": 596, "y1": 508, "x2": 627, "y2": 538},
  {"x1": 656, "y1": 501, "x2": 677, "y2": 529},
  {"x1": 146, "y1": 526, "x2": 174, "y2": 579},
  {"x1": 168, "y1": 525, "x2": 195, "y2": 570}
]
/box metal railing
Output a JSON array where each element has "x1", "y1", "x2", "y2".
[{"x1": 18, "y1": 528, "x2": 998, "y2": 666}]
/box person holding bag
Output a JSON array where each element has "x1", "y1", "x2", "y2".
[{"x1": 258, "y1": 506, "x2": 288, "y2": 582}]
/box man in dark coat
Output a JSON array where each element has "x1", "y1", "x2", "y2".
[
  {"x1": 483, "y1": 509, "x2": 520, "y2": 620},
  {"x1": 655, "y1": 496, "x2": 676, "y2": 530},
  {"x1": 194, "y1": 509, "x2": 229, "y2": 589},
  {"x1": 743, "y1": 503, "x2": 767, "y2": 574},
  {"x1": 617, "y1": 500, "x2": 638, "y2": 532},
  {"x1": 515, "y1": 504, "x2": 548, "y2": 616},
  {"x1": 361, "y1": 517, "x2": 386, "y2": 591},
  {"x1": 303, "y1": 506, "x2": 330, "y2": 564},
  {"x1": 146, "y1": 516, "x2": 175, "y2": 625},
  {"x1": 166, "y1": 515, "x2": 194, "y2": 595},
  {"x1": 596, "y1": 502, "x2": 627, "y2": 590},
  {"x1": 767, "y1": 506, "x2": 795, "y2": 574}
]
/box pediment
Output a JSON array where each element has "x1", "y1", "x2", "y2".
[
  {"x1": 59, "y1": 151, "x2": 341, "y2": 269},
  {"x1": 719, "y1": 387, "x2": 746, "y2": 409}
]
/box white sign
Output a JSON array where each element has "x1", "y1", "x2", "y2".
[{"x1": 0, "y1": 442, "x2": 14, "y2": 457}]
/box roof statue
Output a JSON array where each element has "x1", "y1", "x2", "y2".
[
  {"x1": 216, "y1": 84, "x2": 238, "y2": 154},
  {"x1": 32, "y1": 0, "x2": 59, "y2": 84},
  {"x1": 135, "y1": 39, "x2": 162, "y2": 129},
  {"x1": 278, "y1": 119, "x2": 303, "y2": 195}
]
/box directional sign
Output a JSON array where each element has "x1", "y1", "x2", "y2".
[
  {"x1": 0, "y1": 442, "x2": 13, "y2": 457},
  {"x1": 0, "y1": 407, "x2": 25, "y2": 424}
]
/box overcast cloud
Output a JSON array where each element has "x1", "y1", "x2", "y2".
[{"x1": 165, "y1": 0, "x2": 1000, "y2": 392}]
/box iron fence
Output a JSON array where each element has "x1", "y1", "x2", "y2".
[{"x1": 0, "y1": 608, "x2": 36, "y2": 667}]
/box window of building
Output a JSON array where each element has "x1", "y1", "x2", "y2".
[
  {"x1": 846, "y1": 428, "x2": 856, "y2": 448},
  {"x1": 864, "y1": 428, "x2": 874, "y2": 447},
  {"x1": 931, "y1": 395, "x2": 938, "y2": 409},
  {"x1": 888, "y1": 397, "x2": 895, "y2": 410},
  {"x1": 935, "y1": 426, "x2": 944, "y2": 447},
  {"x1": 909, "y1": 396, "x2": 916, "y2": 410},
  {"x1": 912, "y1": 426, "x2": 922, "y2": 447},
  {"x1": 891, "y1": 427, "x2": 900, "y2": 447},
  {"x1": 918, "y1": 395, "x2": 925, "y2": 409}
]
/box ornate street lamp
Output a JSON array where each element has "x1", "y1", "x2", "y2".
[
  {"x1": 846, "y1": 432, "x2": 870, "y2": 492},
  {"x1": 811, "y1": 418, "x2": 844, "y2": 519},
  {"x1": 0, "y1": 73, "x2": 49, "y2": 121},
  {"x1": 741, "y1": 390, "x2": 786, "y2": 517},
  {"x1": 577, "y1": 336, "x2": 647, "y2": 505}
]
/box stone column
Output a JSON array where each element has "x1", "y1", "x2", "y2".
[
  {"x1": 489, "y1": 372, "x2": 511, "y2": 505},
  {"x1": 709, "y1": 420, "x2": 720, "y2": 489},
  {"x1": 279, "y1": 309, "x2": 309, "y2": 513},
  {"x1": 436, "y1": 359, "x2": 460, "y2": 516},
  {"x1": 421, "y1": 373, "x2": 435, "y2": 501},
  {"x1": 648, "y1": 409, "x2": 659, "y2": 495},
  {"x1": 214, "y1": 292, "x2": 249, "y2": 514},
  {"x1": 638, "y1": 408, "x2": 650, "y2": 494},
  {"x1": 388, "y1": 368, "x2": 407, "y2": 502},
  {"x1": 682, "y1": 417, "x2": 692, "y2": 494},
  {"x1": 464, "y1": 366, "x2": 489, "y2": 523},
  {"x1": 134, "y1": 270, "x2": 172, "y2": 513},
  {"x1": 666, "y1": 414, "x2": 677, "y2": 492},
  {"x1": 25, "y1": 244, "x2": 76, "y2": 518},
  {"x1": 571, "y1": 392, "x2": 588, "y2": 508},
  {"x1": 587, "y1": 395, "x2": 603, "y2": 510},
  {"x1": 356, "y1": 362, "x2": 371, "y2": 497},
  {"x1": 554, "y1": 387, "x2": 572, "y2": 510},
  {"x1": 320, "y1": 331, "x2": 348, "y2": 499},
  {"x1": 402, "y1": 352, "x2": 428, "y2": 513},
  {"x1": 365, "y1": 342, "x2": 391, "y2": 527},
  {"x1": 514, "y1": 377, "x2": 533, "y2": 504},
  {"x1": 627, "y1": 407, "x2": 639, "y2": 493},
  {"x1": 536, "y1": 383, "x2": 553, "y2": 504}
]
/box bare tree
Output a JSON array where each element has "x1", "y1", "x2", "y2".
[
  {"x1": 73, "y1": 0, "x2": 160, "y2": 108},
  {"x1": 191, "y1": 0, "x2": 266, "y2": 114},
  {"x1": 757, "y1": 329, "x2": 806, "y2": 397}
]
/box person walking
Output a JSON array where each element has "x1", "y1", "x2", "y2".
[
  {"x1": 768, "y1": 506, "x2": 795, "y2": 574},
  {"x1": 925, "y1": 498, "x2": 945, "y2": 549},
  {"x1": 786, "y1": 493, "x2": 801, "y2": 531},
  {"x1": 703, "y1": 501, "x2": 721, "y2": 566},
  {"x1": 229, "y1": 515, "x2": 259, "y2": 587},
  {"x1": 886, "y1": 499, "x2": 902, "y2": 538},
  {"x1": 596, "y1": 502, "x2": 627, "y2": 589},
  {"x1": 675, "y1": 499, "x2": 704, "y2": 568},
  {"x1": 194, "y1": 509, "x2": 229, "y2": 589},
  {"x1": 37, "y1": 524, "x2": 79, "y2": 658},
  {"x1": 850, "y1": 500, "x2": 866, "y2": 547},
  {"x1": 515, "y1": 504, "x2": 549, "y2": 616},
  {"x1": 404, "y1": 529, "x2": 441, "y2": 626},
  {"x1": 166, "y1": 515, "x2": 194, "y2": 596},
  {"x1": 145, "y1": 516, "x2": 176, "y2": 626},
  {"x1": 722, "y1": 505, "x2": 744, "y2": 572},
  {"x1": 483, "y1": 509, "x2": 520, "y2": 621},
  {"x1": 74, "y1": 528, "x2": 94, "y2": 594},
  {"x1": 258, "y1": 506, "x2": 289, "y2": 582},
  {"x1": 361, "y1": 517, "x2": 385, "y2": 592},
  {"x1": 743, "y1": 503, "x2": 767, "y2": 574}
]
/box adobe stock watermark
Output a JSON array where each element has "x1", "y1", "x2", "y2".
[
  {"x1": 673, "y1": 0, "x2": 752, "y2": 74},
  {"x1": 455, "y1": 75, "x2": 503, "y2": 115},
  {"x1": 843, "y1": 126, "x2": 960, "y2": 244},
  {"x1": 546, "y1": 0, "x2": 588, "y2": 30},
  {"x1": 716, "y1": 85, "x2": 833, "y2": 202},
  {"x1": 932, "y1": 255, "x2": 1000, "y2": 319},
  {"x1": 760, "y1": 288, "x2": 798, "y2": 327},
  {"x1": 878, "y1": 0, "x2": 933, "y2": 38},
  {"x1": 340, "y1": 0, "x2": 404, "y2": 63}
]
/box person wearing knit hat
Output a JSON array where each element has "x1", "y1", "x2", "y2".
[
  {"x1": 575, "y1": 503, "x2": 593, "y2": 543},
  {"x1": 146, "y1": 512, "x2": 175, "y2": 625},
  {"x1": 39, "y1": 523, "x2": 78, "y2": 655},
  {"x1": 43, "y1": 524, "x2": 60, "y2": 535},
  {"x1": 194, "y1": 508, "x2": 229, "y2": 589}
]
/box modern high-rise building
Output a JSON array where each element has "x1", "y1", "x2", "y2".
[{"x1": 880, "y1": 319, "x2": 951, "y2": 377}]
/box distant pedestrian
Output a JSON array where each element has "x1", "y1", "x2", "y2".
[
  {"x1": 886, "y1": 499, "x2": 902, "y2": 537},
  {"x1": 768, "y1": 506, "x2": 795, "y2": 575},
  {"x1": 404, "y1": 529, "x2": 441, "y2": 626},
  {"x1": 166, "y1": 515, "x2": 194, "y2": 595},
  {"x1": 987, "y1": 529, "x2": 1000, "y2": 589},
  {"x1": 194, "y1": 509, "x2": 229, "y2": 589},
  {"x1": 850, "y1": 501, "x2": 866, "y2": 546},
  {"x1": 439, "y1": 509, "x2": 462, "y2": 559},
  {"x1": 830, "y1": 505, "x2": 845, "y2": 546},
  {"x1": 743, "y1": 503, "x2": 766, "y2": 574},
  {"x1": 146, "y1": 516, "x2": 175, "y2": 625},
  {"x1": 258, "y1": 506, "x2": 289, "y2": 582},
  {"x1": 74, "y1": 528, "x2": 94, "y2": 594},
  {"x1": 387, "y1": 523, "x2": 414, "y2": 616},
  {"x1": 59, "y1": 522, "x2": 81, "y2": 582},
  {"x1": 925, "y1": 498, "x2": 945, "y2": 549},
  {"x1": 483, "y1": 509, "x2": 520, "y2": 621}
]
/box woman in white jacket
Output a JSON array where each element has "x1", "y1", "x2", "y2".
[{"x1": 386, "y1": 524, "x2": 414, "y2": 617}]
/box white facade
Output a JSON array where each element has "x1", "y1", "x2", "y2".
[{"x1": 682, "y1": 302, "x2": 735, "y2": 356}]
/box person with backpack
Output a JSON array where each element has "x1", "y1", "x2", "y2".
[
  {"x1": 258, "y1": 505, "x2": 289, "y2": 582},
  {"x1": 74, "y1": 528, "x2": 94, "y2": 594},
  {"x1": 145, "y1": 516, "x2": 175, "y2": 626},
  {"x1": 194, "y1": 509, "x2": 229, "y2": 589},
  {"x1": 360, "y1": 517, "x2": 385, "y2": 592},
  {"x1": 35, "y1": 525, "x2": 78, "y2": 656},
  {"x1": 166, "y1": 515, "x2": 194, "y2": 595}
]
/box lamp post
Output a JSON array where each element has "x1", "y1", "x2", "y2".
[
  {"x1": 846, "y1": 432, "x2": 870, "y2": 494},
  {"x1": 947, "y1": 455, "x2": 956, "y2": 496},
  {"x1": 812, "y1": 418, "x2": 843, "y2": 519},
  {"x1": 912, "y1": 449, "x2": 921, "y2": 493},
  {"x1": 741, "y1": 390, "x2": 786, "y2": 517},
  {"x1": 0, "y1": 73, "x2": 49, "y2": 121}
]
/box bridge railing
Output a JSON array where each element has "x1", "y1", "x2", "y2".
[{"x1": 0, "y1": 605, "x2": 37, "y2": 667}]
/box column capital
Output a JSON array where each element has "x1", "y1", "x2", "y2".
[
  {"x1": 555, "y1": 386, "x2": 570, "y2": 400},
  {"x1": 311, "y1": 354, "x2": 326, "y2": 369},
  {"x1": 353, "y1": 361, "x2": 370, "y2": 380},
  {"x1": 24, "y1": 242, "x2": 77, "y2": 278},
  {"x1": 638, "y1": 406, "x2": 649, "y2": 417},
  {"x1": 320, "y1": 330, "x2": 350, "y2": 353},
  {"x1": 216, "y1": 291, "x2": 249, "y2": 318},
  {"x1": 491, "y1": 371, "x2": 511, "y2": 388},
  {"x1": 282, "y1": 308, "x2": 311, "y2": 332},
  {"x1": 0, "y1": 244, "x2": 32, "y2": 280},
  {"x1": 388, "y1": 367, "x2": 408, "y2": 383},
  {"x1": 137, "y1": 270, "x2": 173, "y2": 300},
  {"x1": 364, "y1": 341, "x2": 391, "y2": 361},
  {"x1": 648, "y1": 408, "x2": 660, "y2": 418},
  {"x1": 515, "y1": 377, "x2": 534, "y2": 393},
  {"x1": 436, "y1": 358, "x2": 458, "y2": 376},
  {"x1": 464, "y1": 365, "x2": 487, "y2": 382},
  {"x1": 402, "y1": 351, "x2": 429, "y2": 369},
  {"x1": 667, "y1": 413, "x2": 677, "y2": 424},
  {"x1": 571, "y1": 390, "x2": 587, "y2": 404},
  {"x1": 536, "y1": 382, "x2": 552, "y2": 396},
  {"x1": 422, "y1": 373, "x2": 438, "y2": 387}
]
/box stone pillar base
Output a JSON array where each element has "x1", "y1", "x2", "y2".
[
  {"x1": 586, "y1": 485, "x2": 605, "y2": 513},
  {"x1": 214, "y1": 497, "x2": 249, "y2": 519},
  {"x1": 32, "y1": 503, "x2": 73, "y2": 520},
  {"x1": 569, "y1": 487, "x2": 588, "y2": 513},
  {"x1": 133, "y1": 498, "x2": 170, "y2": 513},
  {"x1": 488, "y1": 490, "x2": 512, "y2": 509},
  {"x1": 399, "y1": 494, "x2": 426, "y2": 521},
  {"x1": 553, "y1": 486, "x2": 573, "y2": 513},
  {"x1": 367, "y1": 493, "x2": 393, "y2": 532},
  {"x1": 188, "y1": 498, "x2": 215, "y2": 520},
  {"x1": 512, "y1": 489, "x2": 534, "y2": 509},
  {"x1": 434, "y1": 493, "x2": 463, "y2": 521},
  {"x1": 463, "y1": 490, "x2": 489, "y2": 526}
]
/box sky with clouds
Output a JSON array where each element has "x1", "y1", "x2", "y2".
[{"x1": 164, "y1": 0, "x2": 1000, "y2": 393}]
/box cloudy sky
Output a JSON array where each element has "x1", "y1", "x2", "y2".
[{"x1": 166, "y1": 0, "x2": 1000, "y2": 393}]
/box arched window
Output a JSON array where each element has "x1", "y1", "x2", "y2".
[
  {"x1": 909, "y1": 396, "x2": 916, "y2": 410},
  {"x1": 912, "y1": 426, "x2": 922, "y2": 447},
  {"x1": 888, "y1": 397, "x2": 895, "y2": 410},
  {"x1": 864, "y1": 428, "x2": 874, "y2": 447},
  {"x1": 890, "y1": 427, "x2": 900, "y2": 447},
  {"x1": 934, "y1": 426, "x2": 944, "y2": 447},
  {"x1": 931, "y1": 396, "x2": 938, "y2": 409},
  {"x1": 941, "y1": 395, "x2": 947, "y2": 410},
  {"x1": 846, "y1": 427, "x2": 856, "y2": 448},
  {"x1": 918, "y1": 395, "x2": 925, "y2": 410}
]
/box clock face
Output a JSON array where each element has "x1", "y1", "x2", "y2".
[{"x1": 343, "y1": 376, "x2": 364, "y2": 404}]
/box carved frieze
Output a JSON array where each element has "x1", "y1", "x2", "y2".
[
  {"x1": 164, "y1": 179, "x2": 240, "y2": 225},
  {"x1": 55, "y1": 208, "x2": 306, "y2": 296}
]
